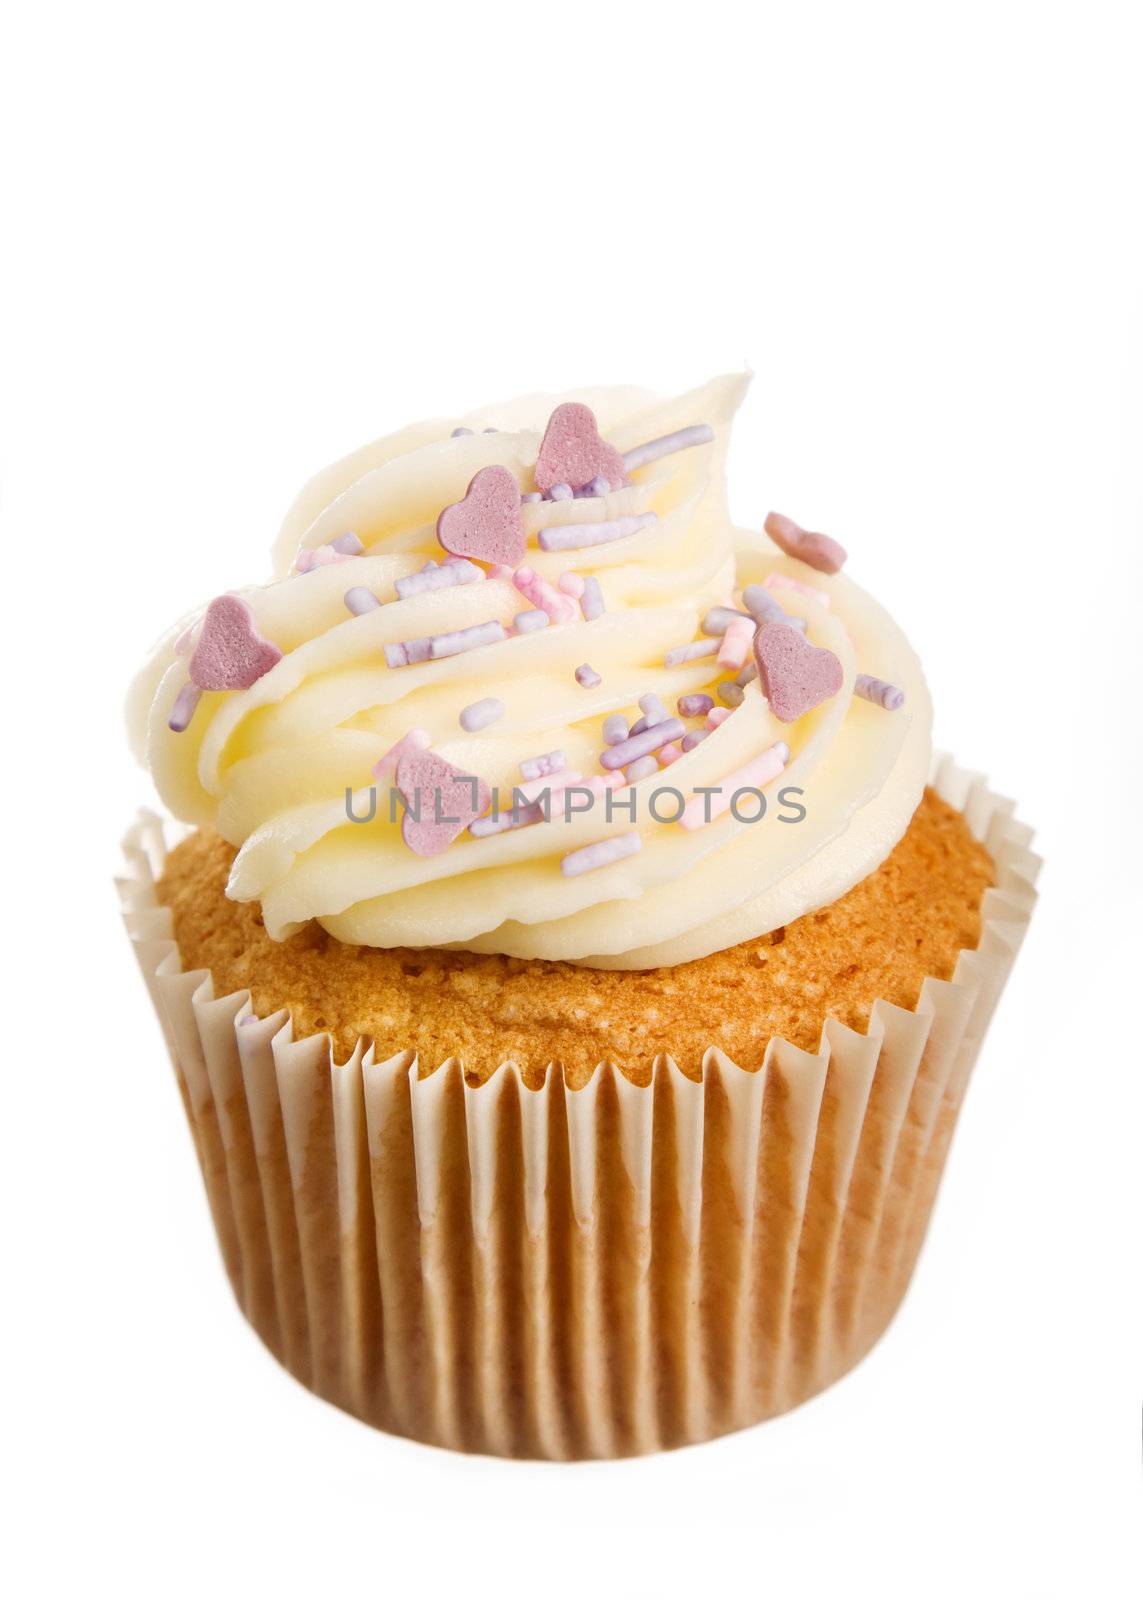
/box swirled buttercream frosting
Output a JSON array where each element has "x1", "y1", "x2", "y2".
[{"x1": 128, "y1": 375, "x2": 932, "y2": 968}]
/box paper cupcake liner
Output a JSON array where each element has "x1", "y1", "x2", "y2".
[{"x1": 117, "y1": 753, "x2": 1038, "y2": 1459}]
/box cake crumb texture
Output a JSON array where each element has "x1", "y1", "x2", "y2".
[{"x1": 157, "y1": 788, "x2": 994, "y2": 1083}]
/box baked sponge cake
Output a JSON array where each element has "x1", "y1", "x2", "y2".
[{"x1": 121, "y1": 375, "x2": 1037, "y2": 1457}]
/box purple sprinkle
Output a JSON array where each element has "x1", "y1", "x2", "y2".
[
  {"x1": 580, "y1": 575, "x2": 605, "y2": 620},
  {"x1": 855, "y1": 673, "x2": 906, "y2": 711},
  {"x1": 628, "y1": 715, "x2": 649, "y2": 737},
  {"x1": 742, "y1": 584, "x2": 807, "y2": 632},
  {"x1": 459, "y1": 697, "x2": 504, "y2": 732},
  {"x1": 575, "y1": 663, "x2": 602, "y2": 688},
  {"x1": 736, "y1": 662, "x2": 758, "y2": 687},
  {"x1": 639, "y1": 691, "x2": 670, "y2": 726},
  {"x1": 470, "y1": 800, "x2": 546, "y2": 838},
  {"x1": 561, "y1": 831, "x2": 642, "y2": 877},
  {"x1": 587, "y1": 474, "x2": 610, "y2": 497},
  {"x1": 344, "y1": 586, "x2": 381, "y2": 616},
  {"x1": 429, "y1": 621, "x2": 508, "y2": 659},
  {"x1": 624, "y1": 756, "x2": 659, "y2": 782},
  {"x1": 600, "y1": 717, "x2": 685, "y2": 770},
  {"x1": 702, "y1": 606, "x2": 754, "y2": 637},
  {"x1": 681, "y1": 728, "x2": 711, "y2": 751},
  {"x1": 538, "y1": 512, "x2": 656, "y2": 553},
  {"x1": 602, "y1": 714, "x2": 629, "y2": 745},
  {"x1": 451, "y1": 426, "x2": 474, "y2": 437},
  {"x1": 717, "y1": 681, "x2": 745, "y2": 708},
  {"x1": 405, "y1": 637, "x2": 433, "y2": 664},
  {"x1": 522, "y1": 491, "x2": 543, "y2": 504},
  {"x1": 549, "y1": 483, "x2": 574, "y2": 501},
  {"x1": 678, "y1": 693, "x2": 714, "y2": 717},
  {"x1": 330, "y1": 531, "x2": 364, "y2": 556},
  {"x1": 168, "y1": 682, "x2": 202, "y2": 733},
  {"x1": 384, "y1": 642, "x2": 409, "y2": 668},
  {"x1": 664, "y1": 639, "x2": 719, "y2": 668},
  {"x1": 514, "y1": 609, "x2": 549, "y2": 633},
  {"x1": 520, "y1": 749, "x2": 566, "y2": 781},
  {"x1": 395, "y1": 559, "x2": 482, "y2": 599},
  {"x1": 622, "y1": 423, "x2": 714, "y2": 474}
]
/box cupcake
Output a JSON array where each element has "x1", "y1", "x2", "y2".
[{"x1": 121, "y1": 375, "x2": 1038, "y2": 1458}]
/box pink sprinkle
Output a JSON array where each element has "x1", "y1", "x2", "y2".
[
  {"x1": 680, "y1": 742, "x2": 790, "y2": 831},
  {"x1": 558, "y1": 572, "x2": 586, "y2": 598},
  {"x1": 681, "y1": 728, "x2": 710, "y2": 751},
  {"x1": 517, "y1": 768, "x2": 583, "y2": 803},
  {"x1": 575, "y1": 663, "x2": 601, "y2": 688},
  {"x1": 580, "y1": 575, "x2": 605, "y2": 620},
  {"x1": 520, "y1": 749, "x2": 566, "y2": 781},
  {"x1": 372, "y1": 728, "x2": 431, "y2": 782},
  {"x1": 168, "y1": 682, "x2": 202, "y2": 733},
  {"x1": 489, "y1": 564, "x2": 515, "y2": 581},
  {"x1": 345, "y1": 586, "x2": 381, "y2": 615},
  {"x1": 561, "y1": 831, "x2": 642, "y2": 877},
  {"x1": 665, "y1": 639, "x2": 719, "y2": 669},
  {"x1": 717, "y1": 617, "x2": 754, "y2": 670},
  {"x1": 678, "y1": 693, "x2": 714, "y2": 717},
  {"x1": 707, "y1": 707, "x2": 732, "y2": 728},
  {"x1": 295, "y1": 544, "x2": 351, "y2": 573},
  {"x1": 765, "y1": 571, "x2": 831, "y2": 607},
  {"x1": 624, "y1": 756, "x2": 659, "y2": 782},
  {"x1": 513, "y1": 609, "x2": 549, "y2": 633},
  {"x1": 513, "y1": 565, "x2": 578, "y2": 625},
  {"x1": 658, "y1": 742, "x2": 683, "y2": 766}
]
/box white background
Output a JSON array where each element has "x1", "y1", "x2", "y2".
[{"x1": 2, "y1": 2, "x2": 1140, "y2": 1595}]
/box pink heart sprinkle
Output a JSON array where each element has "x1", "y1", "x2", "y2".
[
  {"x1": 753, "y1": 622, "x2": 843, "y2": 723},
  {"x1": 764, "y1": 511, "x2": 847, "y2": 575},
  {"x1": 395, "y1": 749, "x2": 491, "y2": 857},
  {"x1": 190, "y1": 595, "x2": 282, "y2": 691},
  {"x1": 437, "y1": 465, "x2": 525, "y2": 566},
  {"x1": 534, "y1": 403, "x2": 627, "y2": 494}
]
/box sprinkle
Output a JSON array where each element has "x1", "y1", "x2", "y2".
[
  {"x1": 736, "y1": 662, "x2": 759, "y2": 687},
  {"x1": 437, "y1": 465, "x2": 526, "y2": 567},
  {"x1": 601, "y1": 717, "x2": 686, "y2": 770},
  {"x1": 520, "y1": 749, "x2": 566, "y2": 781},
  {"x1": 483, "y1": 427, "x2": 498, "y2": 434},
  {"x1": 587, "y1": 475, "x2": 611, "y2": 496},
  {"x1": 459, "y1": 697, "x2": 505, "y2": 732},
  {"x1": 295, "y1": 544, "x2": 352, "y2": 573},
  {"x1": 575, "y1": 663, "x2": 602, "y2": 688},
  {"x1": 764, "y1": 510, "x2": 847, "y2": 575},
  {"x1": 602, "y1": 714, "x2": 629, "y2": 745},
  {"x1": 742, "y1": 584, "x2": 805, "y2": 631},
  {"x1": 707, "y1": 707, "x2": 732, "y2": 728},
  {"x1": 429, "y1": 620, "x2": 508, "y2": 659},
  {"x1": 513, "y1": 608, "x2": 550, "y2": 633},
  {"x1": 624, "y1": 755, "x2": 659, "y2": 782},
  {"x1": 678, "y1": 693, "x2": 714, "y2": 717},
  {"x1": 717, "y1": 617, "x2": 754, "y2": 670},
  {"x1": 754, "y1": 622, "x2": 843, "y2": 722},
  {"x1": 558, "y1": 572, "x2": 586, "y2": 598},
  {"x1": 628, "y1": 716, "x2": 649, "y2": 737},
  {"x1": 717, "y1": 681, "x2": 745, "y2": 708},
  {"x1": 330, "y1": 531, "x2": 364, "y2": 556},
  {"x1": 657, "y1": 743, "x2": 683, "y2": 766},
  {"x1": 384, "y1": 642, "x2": 409, "y2": 668},
  {"x1": 343, "y1": 585, "x2": 380, "y2": 616},
  {"x1": 639, "y1": 692, "x2": 670, "y2": 726},
  {"x1": 168, "y1": 682, "x2": 202, "y2": 733},
  {"x1": 535, "y1": 402, "x2": 627, "y2": 494},
  {"x1": 396, "y1": 749, "x2": 491, "y2": 857},
  {"x1": 549, "y1": 483, "x2": 574, "y2": 500},
  {"x1": 190, "y1": 596, "x2": 282, "y2": 691},
  {"x1": 680, "y1": 742, "x2": 790, "y2": 830},
  {"x1": 513, "y1": 565, "x2": 578, "y2": 624},
  {"x1": 580, "y1": 575, "x2": 605, "y2": 619},
  {"x1": 681, "y1": 728, "x2": 710, "y2": 751},
  {"x1": 489, "y1": 564, "x2": 515, "y2": 581},
  {"x1": 702, "y1": 606, "x2": 754, "y2": 636},
  {"x1": 451, "y1": 426, "x2": 474, "y2": 437},
  {"x1": 561, "y1": 832, "x2": 643, "y2": 877},
  {"x1": 537, "y1": 512, "x2": 657, "y2": 552},
  {"x1": 173, "y1": 624, "x2": 196, "y2": 656},
  {"x1": 522, "y1": 491, "x2": 543, "y2": 504},
  {"x1": 470, "y1": 801, "x2": 546, "y2": 838},
  {"x1": 621, "y1": 423, "x2": 715, "y2": 474},
  {"x1": 395, "y1": 559, "x2": 483, "y2": 599},
  {"x1": 664, "y1": 639, "x2": 719, "y2": 668},
  {"x1": 517, "y1": 768, "x2": 584, "y2": 803},
  {"x1": 855, "y1": 673, "x2": 906, "y2": 711},
  {"x1": 765, "y1": 571, "x2": 831, "y2": 607},
  {"x1": 373, "y1": 728, "x2": 431, "y2": 781}
]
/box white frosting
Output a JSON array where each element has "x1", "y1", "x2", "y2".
[{"x1": 128, "y1": 375, "x2": 932, "y2": 968}]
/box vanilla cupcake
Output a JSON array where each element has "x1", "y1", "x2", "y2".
[{"x1": 121, "y1": 376, "x2": 1037, "y2": 1458}]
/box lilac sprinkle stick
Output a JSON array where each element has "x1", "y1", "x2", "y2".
[
  {"x1": 395, "y1": 560, "x2": 482, "y2": 599},
  {"x1": 538, "y1": 512, "x2": 656, "y2": 553},
  {"x1": 624, "y1": 756, "x2": 659, "y2": 782},
  {"x1": 600, "y1": 717, "x2": 685, "y2": 769},
  {"x1": 520, "y1": 749, "x2": 566, "y2": 781},
  {"x1": 855, "y1": 674, "x2": 906, "y2": 710},
  {"x1": 459, "y1": 697, "x2": 504, "y2": 732},
  {"x1": 575, "y1": 663, "x2": 601, "y2": 688},
  {"x1": 602, "y1": 714, "x2": 629, "y2": 746},
  {"x1": 664, "y1": 639, "x2": 719, "y2": 668},
  {"x1": 678, "y1": 693, "x2": 714, "y2": 718},
  {"x1": 561, "y1": 832, "x2": 642, "y2": 877},
  {"x1": 330, "y1": 531, "x2": 364, "y2": 555},
  {"x1": 621, "y1": 424, "x2": 715, "y2": 474},
  {"x1": 639, "y1": 691, "x2": 670, "y2": 726},
  {"x1": 429, "y1": 621, "x2": 507, "y2": 659},
  {"x1": 168, "y1": 682, "x2": 202, "y2": 733},
  {"x1": 344, "y1": 586, "x2": 381, "y2": 615},
  {"x1": 580, "y1": 575, "x2": 605, "y2": 620},
  {"x1": 681, "y1": 728, "x2": 710, "y2": 751},
  {"x1": 514, "y1": 609, "x2": 549, "y2": 633},
  {"x1": 702, "y1": 606, "x2": 754, "y2": 637}
]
